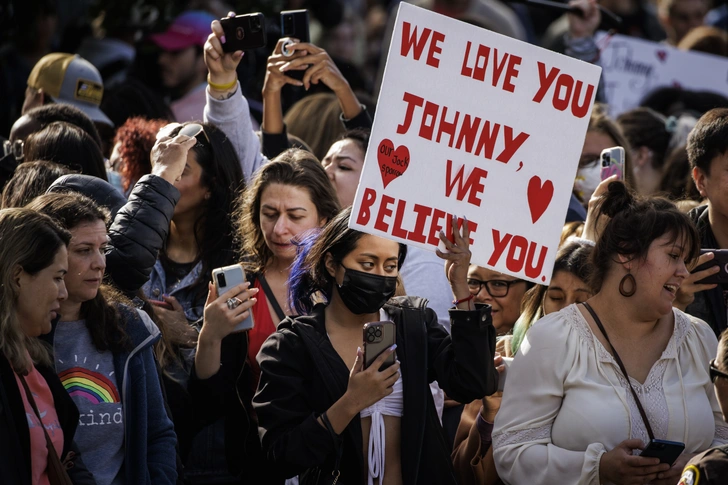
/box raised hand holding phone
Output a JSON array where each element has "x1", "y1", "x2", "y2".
[{"x1": 600, "y1": 146, "x2": 625, "y2": 181}]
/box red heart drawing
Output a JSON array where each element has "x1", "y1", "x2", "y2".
[
  {"x1": 672, "y1": 80, "x2": 682, "y2": 88},
  {"x1": 527, "y1": 176, "x2": 554, "y2": 224},
  {"x1": 656, "y1": 50, "x2": 667, "y2": 62},
  {"x1": 377, "y1": 139, "x2": 410, "y2": 189}
]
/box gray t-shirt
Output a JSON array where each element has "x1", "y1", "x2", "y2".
[{"x1": 54, "y1": 320, "x2": 125, "y2": 485}]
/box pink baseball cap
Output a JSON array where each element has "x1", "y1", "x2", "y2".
[{"x1": 149, "y1": 11, "x2": 216, "y2": 51}]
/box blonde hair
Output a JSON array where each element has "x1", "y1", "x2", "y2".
[
  {"x1": 0, "y1": 208, "x2": 70, "y2": 373},
  {"x1": 283, "y1": 93, "x2": 346, "y2": 161}
]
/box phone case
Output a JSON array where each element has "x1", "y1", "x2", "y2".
[
  {"x1": 693, "y1": 249, "x2": 728, "y2": 284},
  {"x1": 639, "y1": 439, "x2": 685, "y2": 465},
  {"x1": 212, "y1": 264, "x2": 255, "y2": 331},
  {"x1": 363, "y1": 321, "x2": 396, "y2": 371},
  {"x1": 600, "y1": 147, "x2": 625, "y2": 181},
  {"x1": 280, "y1": 10, "x2": 310, "y2": 81},
  {"x1": 220, "y1": 13, "x2": 266, "y2": 53}
]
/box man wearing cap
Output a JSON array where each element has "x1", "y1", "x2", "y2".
[
  {"x1": 23, "y1": 52, "x2": 114, "y2": 128},
  {"x1": 150, "y1": 10, "x2": 216, "y2": 122}
]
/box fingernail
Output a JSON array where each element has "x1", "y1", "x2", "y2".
[
  {"x1": 440, "y1": 229, "x2": 445, "y2": 236},
  {"x1": 389, "y1": 344, "x2": 397, "y2": 351},
  {"x1": 221, "y1": 35, "x2": 226, "y2": 44},
  {"x1": 357, "y1": 346, "x2": 362, "y2": 355}
]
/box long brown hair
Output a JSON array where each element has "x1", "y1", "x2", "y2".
[
  {"x1": 236, "y1": 148, "x2": 340, "y2": 273},
  {"x1": 0, "y1": 208, "x2": 70, "y2": 373}
]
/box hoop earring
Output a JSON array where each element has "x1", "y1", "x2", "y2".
[{"x1": 619, "y1": 273, "x2": 636, "y2": 297}]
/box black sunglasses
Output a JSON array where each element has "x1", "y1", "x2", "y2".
[{"x1": 710, "y1": 360, "x2": 728, "y2": 383}]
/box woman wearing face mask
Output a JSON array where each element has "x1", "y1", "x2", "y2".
[
  {"x1": 451, "y1": 240, "x2": 595, "y2": 485},
  {"x1": 574, "y1": 105, "x2": 634, "y2": 204},
  {"x1": 0, "y1": 208, "x2": 97, "y2": 485},
  {"x1": 28, "y1": 193, "x2": 177, "y2": 485},
  {"x1": 247, "y1": 207, "x2": 497, "y2": 485}
]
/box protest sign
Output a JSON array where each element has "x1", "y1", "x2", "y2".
[
  {"x1": 349, "y1": 3, "x2": 601, "y2": 284},
  {"x1": 596, "y1": 31, "x2": 728, "y2": 117}
]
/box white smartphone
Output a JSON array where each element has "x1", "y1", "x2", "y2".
[
  {"x1": 212, "y1": 264, "x2": 254, "y2": 331},
  {"x1": 600, "y1": 146, "x2": 625, "y2": 181}
]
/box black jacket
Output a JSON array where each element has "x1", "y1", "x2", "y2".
[
  {"x1": 0, "y1": 353, "x2": 96, "y2": 485},
  {"x1": 253, "y1": 296, "x2": 497, "y2": 484},
  {"x1": 686, "y1": 205, "x2": 727, "y2": 337}
]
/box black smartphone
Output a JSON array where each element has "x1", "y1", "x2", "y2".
[
  {"x1": 280, "y1": 10, "x2": 310, "y2": 81},
  {"x1": 280, "y1": 10, "x2": 310, "y2": 43},
  {"x1": 220, "y1": 13, "x2": 266, "y2": 53},
  {"x1": 363, "y1": 321, "x2": 396, "y2": 371},
  {"x1": 639, "y1": 439, "x2": 685, "y2": 465},
  {"x1": 693, "y1": 249, "x2": 728, "y2": 285}
]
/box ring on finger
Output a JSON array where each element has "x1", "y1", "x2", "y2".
[{"x1": 226, "y1": 297, "x2": 242, "y2": 310}]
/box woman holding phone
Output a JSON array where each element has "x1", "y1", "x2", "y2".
[
  {"x1": 492, "y1": 182, "x2": 728, "y2": 485},
  {"x1": 249, "y1": 207, "x2": 497, "y2": 484}
]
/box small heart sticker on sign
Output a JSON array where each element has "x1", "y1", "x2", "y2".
[
  {"x1": 656, "y1": 50, "x2": 667, "y2": 62},
  {"x1": 527, "y1": 176, "x2": 554, "y2": 224},
  {"x1": 378, "y1": 139, "x2": 410, "y2": 189}
]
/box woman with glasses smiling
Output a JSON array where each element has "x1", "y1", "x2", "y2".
[{"x1": 466, "y1": 267, "x2": 533, "y2": 336}]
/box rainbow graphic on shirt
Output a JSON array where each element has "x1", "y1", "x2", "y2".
[{"x1": 58, "y1": 367, "x2": 120, "y2": 404}]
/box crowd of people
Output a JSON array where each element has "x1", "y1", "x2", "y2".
[{"x1": 1, "y1": 1, "x2": 728, "y2": 484}]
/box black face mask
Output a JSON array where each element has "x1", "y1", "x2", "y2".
[{"x1": 336, "y1": 266, "x2": 398, "y2": 315}]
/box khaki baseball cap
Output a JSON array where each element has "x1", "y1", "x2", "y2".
[{"x1": 27, "y1": 53, "x2": 113, "y2": 126}]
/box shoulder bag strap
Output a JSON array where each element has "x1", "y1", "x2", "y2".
[
  {"x1": 18, "y1": 374, "x2": 74, "y2": 485},
  {"x1": 582, "y1": 302, "x2": 656, "y2": 441},
  {"x1": 257, "y1": 273, "x2": 287, "y2": 321}
]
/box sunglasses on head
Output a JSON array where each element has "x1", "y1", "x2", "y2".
[{"x1": 179, "y1": 123, "x2": 211, "y2": 147}]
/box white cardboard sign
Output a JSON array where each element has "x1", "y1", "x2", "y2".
[
  {"x1": 596, "y1": 31, "x2": 728, "y2": 117},
  {"x1": 349, "y1": 3, "x2": 601, "y2": 284}
]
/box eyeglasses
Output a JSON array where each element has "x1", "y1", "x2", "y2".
[
  {"x1": 710, "y1": 360, "x2": 728, "y2": 383},
  {"x1": 179, "y1": 123, "x2": 211, "y2": 148},
  {"x1": 467, "y1": 278, "x2": 525, "y2": 297},
  {"x1": 3, "y1": 139, "x2": 24, "y2": 162}
]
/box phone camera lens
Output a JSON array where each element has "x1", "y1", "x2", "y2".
[
  {"x1": 374, "y1": 329, "x2": 382, "y2": 338},
  {"x1": 217, "y1": 273, "x2": 227, "y2": 288}
]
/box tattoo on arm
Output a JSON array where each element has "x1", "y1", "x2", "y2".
[{"x1": 215, "y1": 91, "x2": 237, "y2": 100}]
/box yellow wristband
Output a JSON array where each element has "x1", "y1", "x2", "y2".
[{"x1": 207, "y1": 74, "x2": 237, "y2": 91}]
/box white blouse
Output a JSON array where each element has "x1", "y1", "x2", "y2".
[{"x1": 492, "y1": 304, "x2": 728, "y2": 485}]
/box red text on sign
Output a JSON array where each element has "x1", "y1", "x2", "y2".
[
  {"x1": 532, "y1": 62, "x2": 595, "y2": 119},
  {"x1": 445, "y1": 159, "x2": 488, "y2": 207},
  {"x1": 356, "y1": 188, "x2": 478, "y2": 246},
  {"x1": 396, "y1": 92, "x2": 530, "y2": 164},
  {"x1": 487, "y1": 229, "x2": 549, "y2": 279},
  {"x1": 400, "y1": 21, "x2": 445, "y2": 68},
  {"x1": 460, "y1": 41, "x2": 522, "y2": 93}
]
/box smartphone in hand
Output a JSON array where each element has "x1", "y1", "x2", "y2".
[
  {"x1": 212, "y1": 264, "x2": 254, "y2": 331},
  {"x1": 639, "y1": 439, "x2": 685, "y2": 465},
  {"x1": 693, "y1": 249, "x2": 728, "y2": 284},
  {"x1": 363, "y1": 321, "x2": 396, "y2": 371},
  {"x1": 280, "y1": 10, "x2": 310, "y2": 80},
  {"x1": 600, "y1": 146, "x2": 625, "y2": 181},
  {"x1": 220, "y1": 13, "x2": 266, "y2": 53}
]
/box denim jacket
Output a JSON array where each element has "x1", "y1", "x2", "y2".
[{"x1": 143, "y1": 259, "x2": 205, "y2": 322}]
